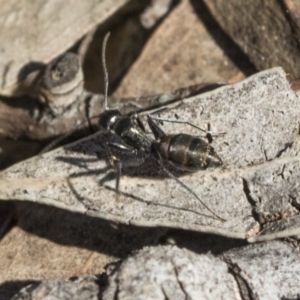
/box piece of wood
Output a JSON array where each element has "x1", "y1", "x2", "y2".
[
  {"x1": 114, "y1": 0, "x2": 252, "y2": 98},
  {"x1": 204, "y1": 0, "x2": 300, "y2": 80},
  {"x1": 0, "y1": 68, "x2": 299, "y2": 242},
  {"x1": 102, "y1": 242, "x2": 300, "y2": 299},
  {"x1": 11, "y1": 242, "x2": 300, "y2": 299},
  {"x1": 0, "y1": 0, "x2": 130, "y2": 95}
]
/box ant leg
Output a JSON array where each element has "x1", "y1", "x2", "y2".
[
  {"x1": 103, "y1": 142, "x2": 122, "y2": 196},
  {"x1": 148, "y1": 114, "x2": 226, "y2": 137},
  {"x1": 147, "y1": 115, "x2": 166, "y2": 139},
  {"x1": 154, "y1": 151, "x2": 226, "y2": 222},
  {"x1": 131, "y1": 113, "x2": 146, "y2": 132},
  {"x1": 104, "y1": 140, "x2": 146, "y2": 195},
  {"x1": 115, "y1": 159, "x2": 122, "y2": 195}
]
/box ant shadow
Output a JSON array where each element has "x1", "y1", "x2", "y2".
[{"x1": 56, "y1": 130, "x2": 219, "y2": 221}]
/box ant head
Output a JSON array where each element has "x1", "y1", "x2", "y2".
[{"x1": 99, "y1": 109, "x2": 122, "y2": 130}]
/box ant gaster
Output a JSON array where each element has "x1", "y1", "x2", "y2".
[{"x1": 99, "y1": 33, "x2": 226, "y2": 222}]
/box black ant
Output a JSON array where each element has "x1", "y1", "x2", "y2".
[
  {"x1": 99, "y1": 33, "x2": 225, "y2": 222},
  {"x1": 41, "y1": 33, "x2": 225, "y2": 221}
]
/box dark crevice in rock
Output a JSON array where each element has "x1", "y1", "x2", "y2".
[
  {"x1": 241, "y1": 178, "x2": 260, "y2": 223},
  {"x1": 222, "y1": 257, "x2": 259, "y2": 300},
  {"x1": 160, "y1": 286, "x2": 170, "y2": 300},
  {"x1": 172, "y1": 263, "x2": 188, "y2": 300},
  {"x1": 275, "y1": 142, "x2": 293, "y2": 158}
]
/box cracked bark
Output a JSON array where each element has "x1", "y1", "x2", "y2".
[
  {"x1": 224, "y1": 258, "x2": 259, "y2": 300},
  {"x1": 1, "y1": 68, "x2": 300, "y2": 243},
  {"x1": 13, "y1": 242, "x2": 300, "y2": 299},
  {"x1": 2, "y1": 2, "x2": 300, "y2": 298},
  {"x1": 172, "y1": 263, "x2": 189, "y2": 300}
]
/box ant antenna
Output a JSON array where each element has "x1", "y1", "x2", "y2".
[{"x1": 102, "y1": 32, "x2": 110, "y2": 111}]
